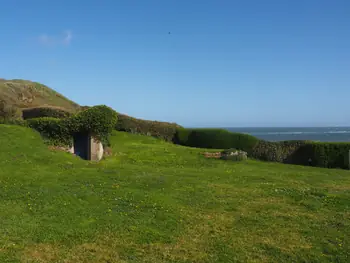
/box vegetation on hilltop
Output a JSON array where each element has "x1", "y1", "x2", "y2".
[
  {"x1": 22, "y1": 106, "x2": 73, "y2": 120},
  {"x1": 0, "y1": 125, "x2": 349, "y2": 262},
  {"x1": 174, "y1": 128, "x2": 259, "y2": 153},
  {"x1": 27, "y1": 105, "x2": 118, "y2": 146},
  {"x1": 116, "y1": 113, "x2": 182, "y2": 142},
  {"x1": 0, "y1": 78, "x2": 80, "y2": 111}
]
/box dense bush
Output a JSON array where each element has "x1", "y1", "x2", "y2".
[
  {"x1": 69, "y1": 105, "x2": 118, "y2": 146},
  {"x1": 250, "y1": 140, "x2": 282, "y2": 162},
  {"x1": 116, "y1": 113, "x2": 182, "y2": 142},
  {"x1": 251, "y1": 140, "x2": 307, "y2": 163},
  {"x1": 295, "y1": 142, "x2": 350, "y2": 169},
  {"x1": 251, "y1": 140, "x2": 350, "y2": 169},
  {"x1": 173, "y1": 128, "x2": 192, "y2": 145},
  {"x1": 27, "y1": 117, "x2": 72, "y2": 146},
  {"x1": 174, "y1": 128, "x2": 259, "y2": 153},
  {"x1": 28, "y1": 105, "x2": 118, "y2": 147},
  {"x1": 22, "y1": 106, "x2": 72, "y2": 120},
  {"x1": 0, "y1": 100, "x2": 21, "y2": 120}
]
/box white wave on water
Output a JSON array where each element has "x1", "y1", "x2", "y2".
[
  {"x1": 248, "y1": 131, "x2": 316, "y2": 135},
  {"x1": 266, "y1": 132, "x2": 316, "y2": 135},
  {"x1": 327, "y1": 131, "x2": 350, "y2": 134},
  {"x1": 249, "y1": 131, "x2": 350, "y2": 135},
  {"x1": 226, "y1": 128, "x2": 350, "y2": 141}
]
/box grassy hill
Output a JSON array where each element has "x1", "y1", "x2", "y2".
[
  {"x1": 0, "y1": 79, "x2": 80, "y2": 111},
  {"x1": 0, "y1": 79, "x2": 181, "y2": 138},
  {"x1": 0, "y1": 124, "x2": 349, "y2": 262}
]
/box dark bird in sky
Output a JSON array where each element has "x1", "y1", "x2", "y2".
[{"x1": 168, "y1": 32, "x2": 171, "y2": 34}]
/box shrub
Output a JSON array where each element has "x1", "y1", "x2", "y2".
[
  {"x1": 28, "y1": 105, "x2": 118, "y2": 147},
  {"x1": 27, "y1": 117, "x2": 72, "y2": 146},
  {"x1": 116, "y1": 113, "x2": 182, "y2": 142},
  {"x1": 0, "y1": 100, "x2": 21, "y2": 120},
  {"x1": 172, "y1": 128, "x2": 192, "y2": 145},
  {"x1": 251, "y1": 140, "x2": 350, "y2": 169},
  {"x1": 22, "y1": 106, "x2": 72, "y2": 120},
  {"x1": 250, "y1": 140, "x2": 282, "y2": 162},
  {"x1": 69, "y1": 105, "x2": 118, "y2": 143},
  {"x1": 251, "y1": 140, "x2": 307, "y2": 163},
  {"x1": 174, "y1": 128, "x2": 259, "y2": 153},
  {"x1": 295, "y1": 142, "x2": 350, "y2": 169}
]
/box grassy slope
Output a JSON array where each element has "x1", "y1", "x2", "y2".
[
  {"x1": 0, "y1": 125, "x2": 349, "y2": 263},
  {"x1": 0, "y1": 79, "x2": 80, "y2": 111}
]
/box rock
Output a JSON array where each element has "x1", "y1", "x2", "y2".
[
  {"x1": 220, "y1": 149, "x2": 248, "y2": 161},
  {"x1": 201, "y1": 149, "x2": 248, "y2": 161}
]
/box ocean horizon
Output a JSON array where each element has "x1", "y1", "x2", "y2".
[{"x1": 224, "y1": 127, "x2": 350, "y2": 142}]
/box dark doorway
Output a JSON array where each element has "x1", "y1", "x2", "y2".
[{"x1": 73, "y1": 132, "x2": 90, "y2": 160}]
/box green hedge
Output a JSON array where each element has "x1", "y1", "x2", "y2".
[
  {"x1": 116, "y1": 113, "x2": 182, "y2": 142},
  {"x1": 28, "y1": 105, "x2": 118, "y2": 147},
  {"x1": 251, "y1": 140, "x2": 350, "y2": 169},
  {"x1": 22, "y1": 106, "x2": 72, "y2": 120},
  {"x1": 173, "y1": 127, "x2": 350, "y2": 169},
  {"x1": 251, "y1": 140, "x2": 307, "y2": 163},
  {"x1": 69, "y1": 105, "x2": 117, "y2": 145},
  {"x1": 295, "y1": 142, "x2": 350, "y2": 169},
  {"x1": 174, "y1": 128, "x2": 259, "y2": 153},
  {"x1": 27, "y1": 117, "x2": 72, "y2": 146}
]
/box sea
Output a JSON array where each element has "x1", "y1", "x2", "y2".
[{"x1": 225, "y1": 127, "x2": 350, "y2": 142}]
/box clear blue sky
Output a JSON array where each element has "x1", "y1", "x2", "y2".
[{"x1": 1, "y1": 0, "x2": 349, "y2": 127}]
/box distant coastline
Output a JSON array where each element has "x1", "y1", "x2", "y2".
[{"x1": 224, "y1": 127, "x2": 350, "y2": 142}]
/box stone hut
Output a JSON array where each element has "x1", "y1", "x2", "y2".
[{"x1": 71, "y1": 132, "x2": 104, "y2": 161}]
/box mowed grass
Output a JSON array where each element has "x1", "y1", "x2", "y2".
[{"x1": 0, "y1": 125, "x2": 350, "y2": 263}]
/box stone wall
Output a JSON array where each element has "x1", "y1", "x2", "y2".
[{"x1": 89, "y1": 136, "x2": 104, "y2": 161}]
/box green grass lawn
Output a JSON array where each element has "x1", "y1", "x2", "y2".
[{"x1": 0, "y1": 125, "x2": 350, "y2": 262}]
